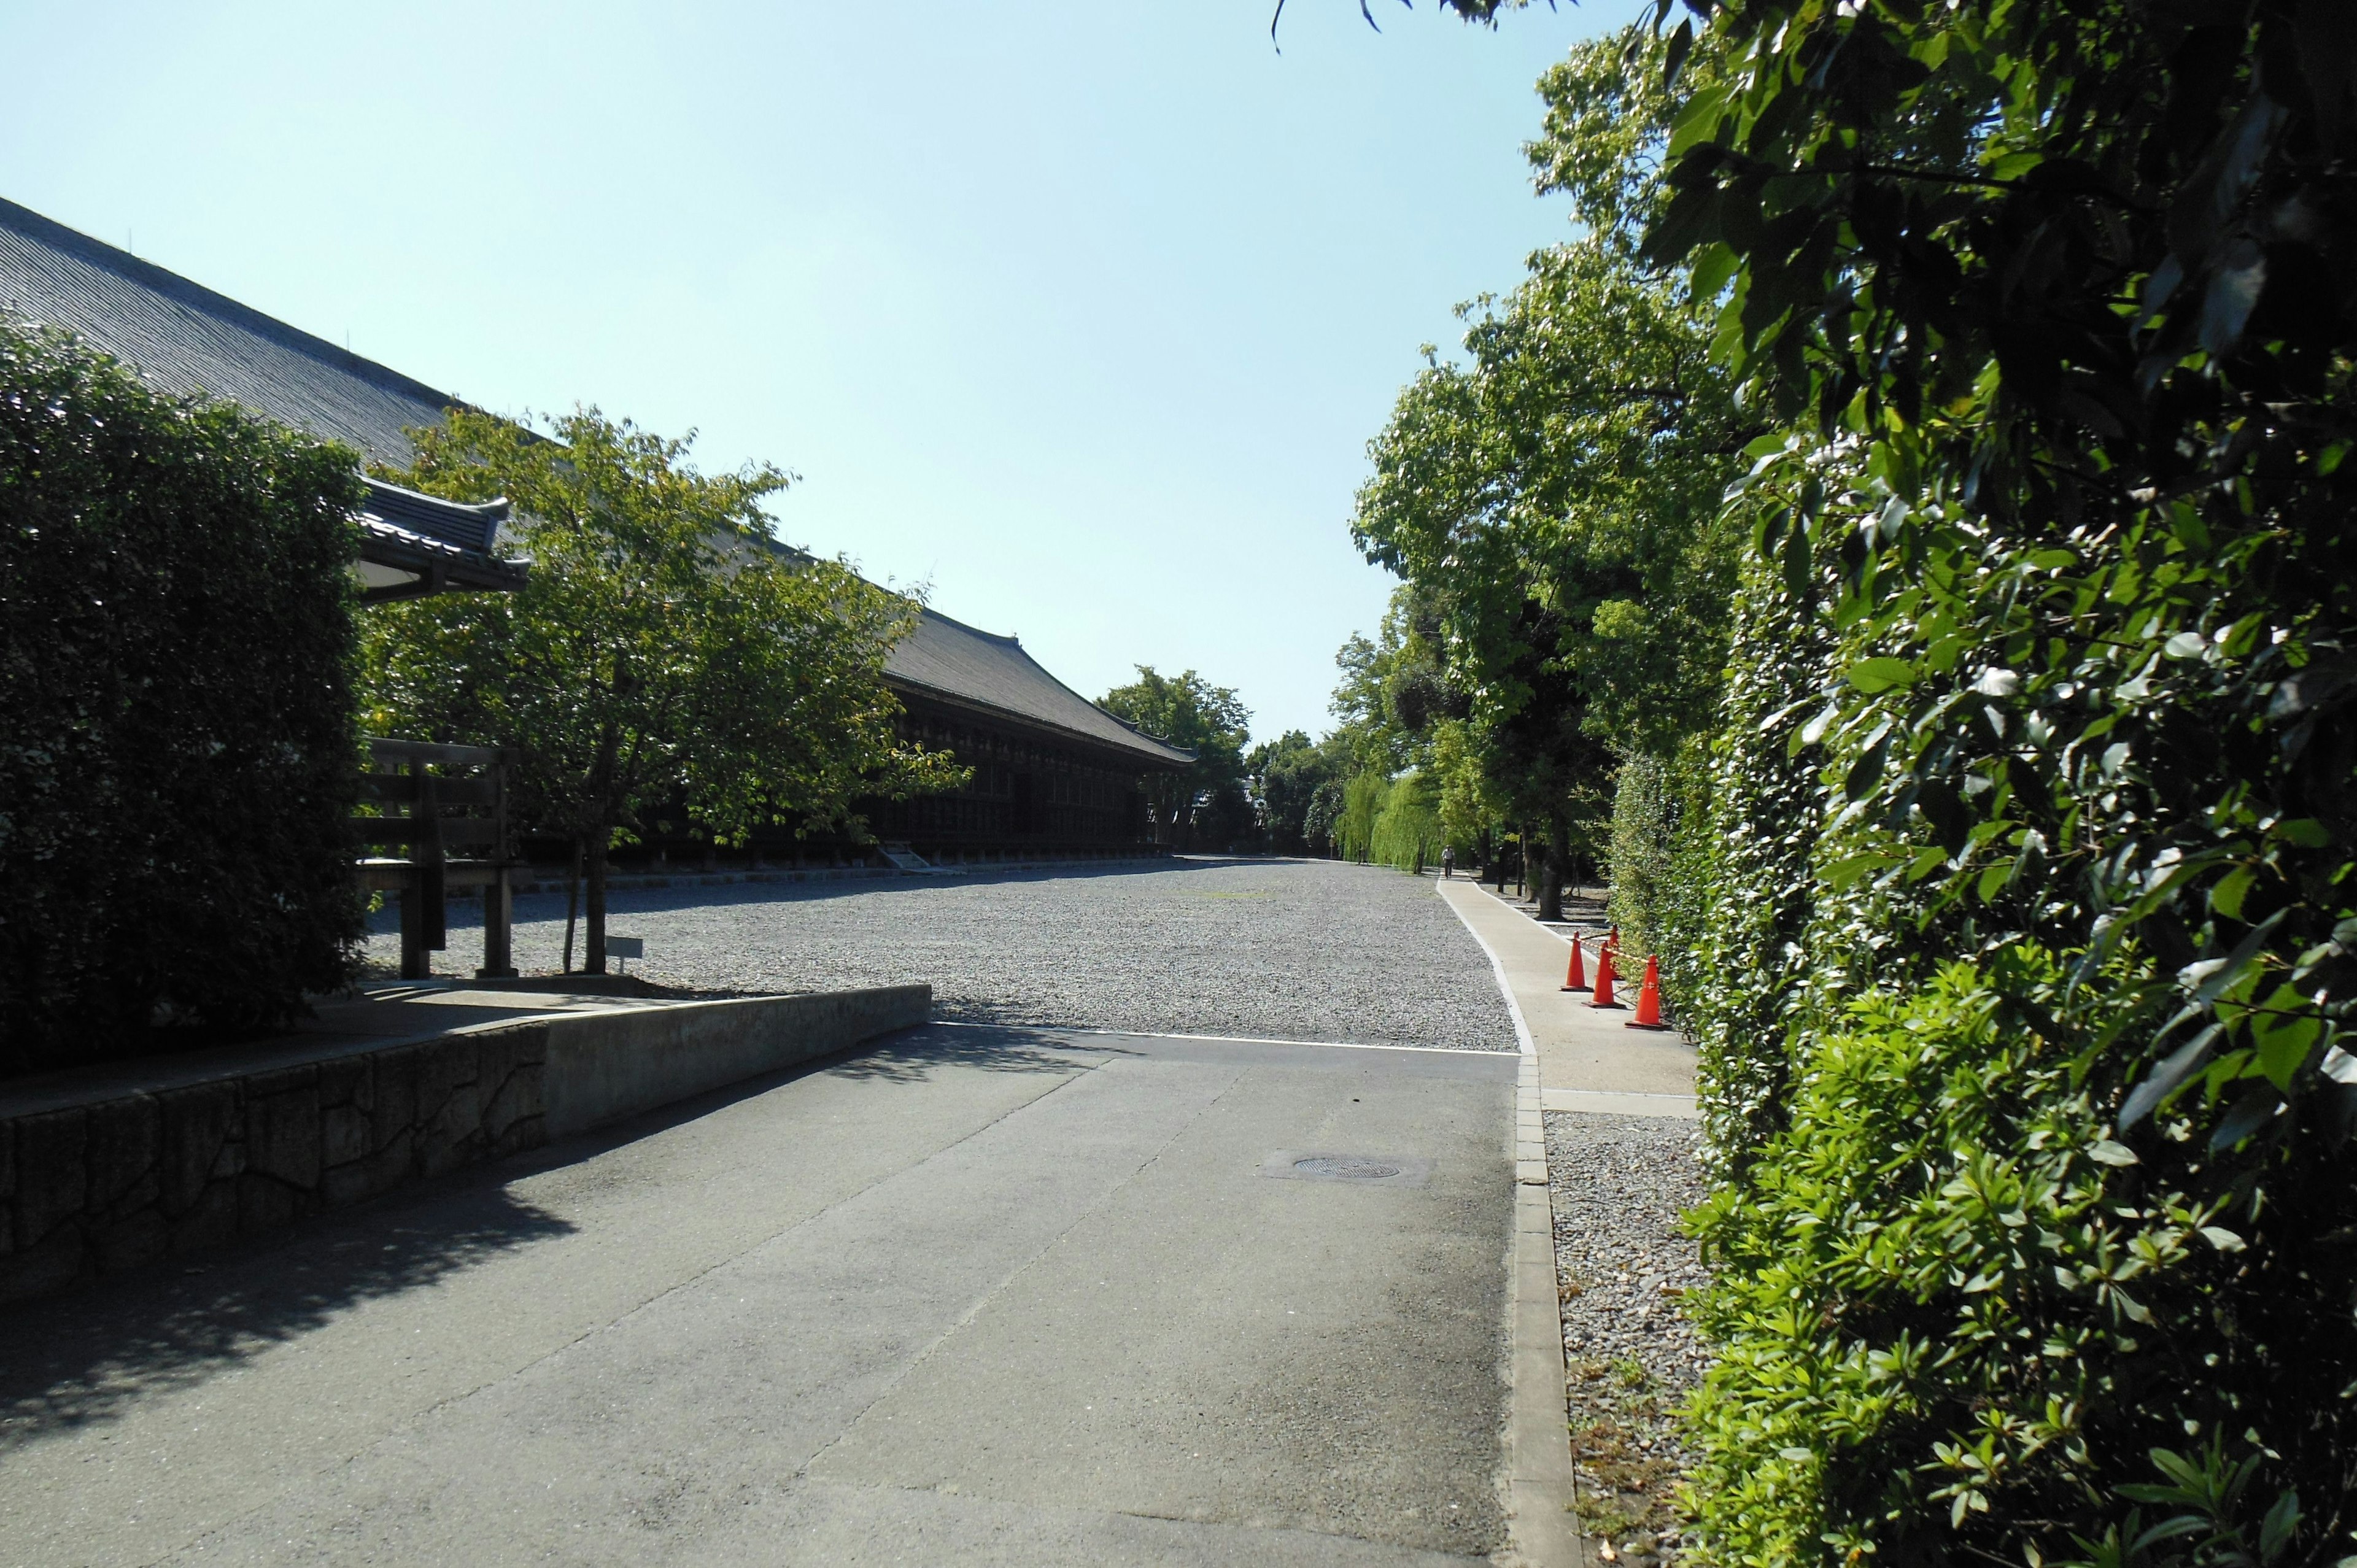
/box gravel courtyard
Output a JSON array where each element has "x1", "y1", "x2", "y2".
[{"x1": 370, "y1": 857, "x2": 1519, "y2": 1052}]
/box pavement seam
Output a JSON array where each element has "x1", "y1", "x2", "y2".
[
  {"x1": 1438, "y1": 879, "x2": 1588, "y2": 1568},
  {"x1": 794, "y1": 1056, "x2": 1253, "y2": 1485},
  {"x1": 128, "y1": 1056, "x2": 1118, "y2": 1568}
]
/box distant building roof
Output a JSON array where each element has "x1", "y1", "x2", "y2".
[
  {"x1": 0, "y1": 196, "x2": 1185, "y2": 770},
  {"x1": 886, "y1": 608, "x2": 1195, "y2": 769},
  {"x1": 0, "y1": 197, "x2": 459, "y2": 468},
  {"x1": 0, "y1": 196, "x2": 521, "y2": 597}
]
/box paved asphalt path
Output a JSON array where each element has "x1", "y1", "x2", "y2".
[{"x1": 1, "y1": 873, "x2": 1523, "y2": 1566}]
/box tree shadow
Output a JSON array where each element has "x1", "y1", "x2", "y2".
[
  {"x1": 0, "y1": 1181, "x2": 573, "y2": 1449},
  {"x1": 0, "y1": 1019, "x2": 1141, "y2": 1447},
  {"x1": 818, "y1": 1021, "x2": 1140, "y2": 1083}
]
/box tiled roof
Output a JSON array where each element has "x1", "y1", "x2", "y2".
[
  {"x1": 0, "y1": 196, "x2": 1185, "y2": 770},
  {"x1": 0, "y1": 196, "x2": 456, "y2": 467},
  {"x1": 886, "y1": 609, "x2": 1194, "y2": 768},
  {"x1": 357, "y1": 479, "x2": 524, "y2": 597}
]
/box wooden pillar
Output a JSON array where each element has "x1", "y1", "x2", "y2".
[
  {"x1": 478, "y1": 866, "x2": 515, "y2": 978},
  {"x1": 400, "y1": 765, "x2": 446, "y2": 979}
]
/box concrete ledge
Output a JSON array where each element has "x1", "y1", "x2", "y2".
[
  {"x1": 543, "y1": 985, "x2": 931, "y2": 1136},
  {"x1": 0, "y1": 983, "x2": 929, "y2": 1305}
]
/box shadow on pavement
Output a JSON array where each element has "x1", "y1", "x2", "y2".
[
  {"x1": 0, "y1": 1022, "x2": 1130, "y2": 1446},
  {"x1": 0, "y1": 1183, "x2": 573, "y2": 1448},
  {"x1": 821, "y1": 1021, "x2": 1139, "y2": 1083}
]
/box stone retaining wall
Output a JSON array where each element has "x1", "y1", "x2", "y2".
[{"x1": 0, "y1": 984, "x2": 928, "y2": 1305}]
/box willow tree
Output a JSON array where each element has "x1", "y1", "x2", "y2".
[{"x1": 359, "y1": 407, "x2": 962, "y2": 972}]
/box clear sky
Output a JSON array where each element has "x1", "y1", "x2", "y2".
[{"x1": 1, "y1": 1, "x2": 1644, "y2": 743}]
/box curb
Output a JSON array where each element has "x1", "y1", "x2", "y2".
[{"x1": 1439, "y1": 882, "x2": 1588, "y2": 1567}]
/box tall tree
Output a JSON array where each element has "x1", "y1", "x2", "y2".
[
  {"x1": 1097, "y1": 667, "x2": 1250, "y2": 850},
  {"x1": 359, "y1": 407, "x2": 962, "y2": 971},
  {"x1": 1247, "y1": 729, "x2": 1342, "y2": 854}
]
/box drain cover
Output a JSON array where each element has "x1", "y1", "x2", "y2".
[
  {"x1": 1294, "y1": 1156, "x2": 1401, "y2": 1180},
  {"x1": 1260, "y1": 1149, "x2": 1431, "y2": 1186}
]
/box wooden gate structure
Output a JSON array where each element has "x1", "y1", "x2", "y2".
[{"x1": 355, "y1": 738, "x2": 517, "y2": 981}]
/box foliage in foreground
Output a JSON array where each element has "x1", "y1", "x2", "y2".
[
  {"x1": 1, "y1": 318, "x2": 363, "y2": 1072},
  {"x1": 362, "y1": 406, "x2": 961, "y2": 972},
  {"x1": 1611, "y1": 0, "x2": 2357, "y2": 1558}
]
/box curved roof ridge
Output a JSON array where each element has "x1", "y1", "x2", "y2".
[
  {"x1": 886, "y1": 607, "x2": 1193, "y2": 767},
  {"x1": 0, "y1": 196, "x2": 466, "y2": 415},
  {"x1": 912, "y1": 601, "x2": 1023, "y2": 647}
]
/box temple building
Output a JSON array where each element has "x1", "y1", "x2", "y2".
[{"x1": 0, "y1": 195, "x2": 1188, "y2": 862}]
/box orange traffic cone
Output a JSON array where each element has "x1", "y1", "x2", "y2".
[
  {"x1": 1559, "y1": 933, "x2": 1588, "y2": 992},
  {"x1": 1587, "y1": 935, "x2": 1621, "y2": 1008},
  {"x1": 1625, "y1": 954, "x2": 1669, "y2": 1030}
]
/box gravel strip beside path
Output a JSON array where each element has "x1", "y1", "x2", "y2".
[
  {"x1": 1546, "y1": 1112, "x2": 1711, "y2": 1564},
  {"x1": 370, "y1": 857, "x2": 1520, "y2": 1051}
]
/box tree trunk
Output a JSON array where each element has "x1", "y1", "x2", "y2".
[
  {"x1": 585, "y1": 830, "x2": 610, "y2": 975},
  {"x1": 1538, "y1": 817, "x2": 1567, "y2": 923}
]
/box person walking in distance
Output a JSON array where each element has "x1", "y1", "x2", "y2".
[{"x1": 1441, "y1": 845, "x2": 1455, "y2": 880}]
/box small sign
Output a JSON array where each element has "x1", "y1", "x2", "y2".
[{"x1": 606, "y1": 935, "x2": 644, "y2": 973}]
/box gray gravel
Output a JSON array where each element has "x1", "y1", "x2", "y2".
[
  {"x1": 1546, "y1": 1111, "x2": 1711, "y2": 1562},
  {"x1": 368, "y1": 857, "x2": 1519, "y2": 1051}
]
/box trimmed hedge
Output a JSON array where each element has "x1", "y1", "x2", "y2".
[{"x1": 1, "y1": 318, "x2": 365, "y2": 1076}]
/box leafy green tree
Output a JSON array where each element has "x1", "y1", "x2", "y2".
[
  {"x1": 1097, "y1": 666, "x2": 1250, "y2": 851},
  {"x1": 360, "y1": 407, "x2": 962, "y2": 972},
  {"x1": 1246, "y1": 729, "x2": 1341, "y2": 854},
  {"x1": 1349, "y1": 56, "x2": 1751, "y2": 913}
]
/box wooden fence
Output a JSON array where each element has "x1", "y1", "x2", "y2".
[{"x1": 354, "y1": 738, "x2": 516, "y2": 981}]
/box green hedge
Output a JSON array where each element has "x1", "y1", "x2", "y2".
[
  {"x1": 1, "y1": 319, "x2": 365, "y2": 1075},
  {"x1": 1675, "y1": 449, "x2": 2356, "y2": 1559}
]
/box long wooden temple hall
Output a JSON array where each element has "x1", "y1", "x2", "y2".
[{"x1": 0, "y1": 195, "x2": 1193, "y2": 865}]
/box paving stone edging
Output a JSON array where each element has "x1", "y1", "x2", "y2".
[
  {"x1": 1439, "y1": 881, "x2": 1589, "y2": 1568},
  {"x1": 0, "y1": 984, "x2": 929, "y2": 1306}
]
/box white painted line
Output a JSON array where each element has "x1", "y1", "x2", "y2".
[
  {"x1": 926, "y1": 1019, "x2": 1511, "y2": 1057},
  {"x1": 1436, "y1": 882, "x2": 1537, "y2": 1059}
]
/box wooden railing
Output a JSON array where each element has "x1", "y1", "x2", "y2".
[{"x1": 354, "y1": 738, "x2": 516, "y2": 981}]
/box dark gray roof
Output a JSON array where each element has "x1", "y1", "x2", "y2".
[
  {"x1": 0, "y1": 196, "x2": 1181, "y2": 768},
  {"x1": 356, "y1": 479, "x2": 524, "y2": 598},
  {"x1": 0, "y1": 196, "x2": 458, "y2": 467},
  {"x1": 886, "y1": 609, "x2": 1194, "y2": 768}
]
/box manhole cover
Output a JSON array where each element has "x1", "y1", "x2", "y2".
[
  {"x1": 1294, "y1": 1156, "x2": 1401, "y2": 1180},
  {"x1": 1260, "y1": 1149, "x2": 1431, "y2": 1186}
]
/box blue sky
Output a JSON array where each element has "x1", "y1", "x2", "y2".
[{"x1": 1, "y1": 1, "x2": 1644, "y2": 743}]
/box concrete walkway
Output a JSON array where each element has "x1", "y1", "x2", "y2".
[
  {"x1": 1437, "y1": 879, "x2": 1697, "y2": 1119},
  {"x1": 0, "y1": 1025, "x2": 1517, "y2": 1567}
]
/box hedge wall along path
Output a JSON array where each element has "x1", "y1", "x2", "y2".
[{"x1": 1, "y1": 319, "x2": 366, "y2": 1076}]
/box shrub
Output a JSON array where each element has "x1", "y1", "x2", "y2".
[
  {"x1": 0, "y1": 319, "x2": 365, "y2": 1075},
  {"x1": 1674, "y1": 456, "x2": 2357, "y2": 1558}
]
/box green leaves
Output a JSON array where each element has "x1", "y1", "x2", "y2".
[
  {"x1": 1, "y1": 319, "x2": 368, "y2": 1070},
  {"x1": 363, "y1": 407, "x2": 952, "y2": 857},
  {"x1": 1848, "y1": 656, "x2": 1916, "y2": 694}
]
